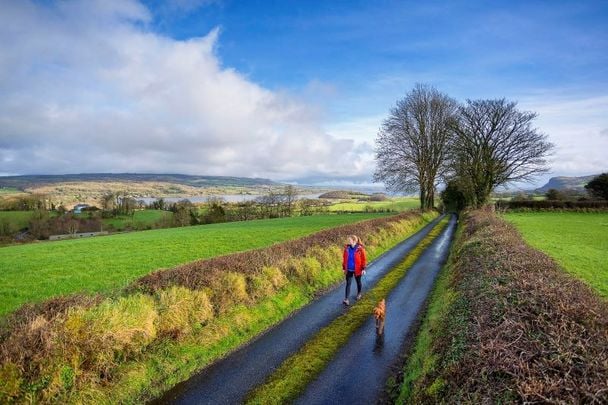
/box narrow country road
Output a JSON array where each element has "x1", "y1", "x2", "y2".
[
  {"x1": 296, "y1": 214, "x2": 456, "y2": 404},
  {"x1": 152, "y1": 214, "x2": 454, "y2": 405}
]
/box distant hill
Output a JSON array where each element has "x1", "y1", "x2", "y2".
[
  {"x1": 535, "y1": 174, "x2": 600, "y2": 193},
  {"x1": 0, "y1": 173, "x2": 280, "y2": 191}
]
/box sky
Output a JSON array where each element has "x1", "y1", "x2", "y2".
[{"x1": 0, "y1": 0, "x2": 607, "y2": 188}]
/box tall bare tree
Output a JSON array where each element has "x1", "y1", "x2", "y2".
[
  {"x1": 283, "y1": 185, "x2": 298, "y2": 216},
  {"x1": 451, "y1": 99, "x2": 554, "y2": 207},
  {"x1": 374, "y1": 84, "x2": 458, "y2": 210}
]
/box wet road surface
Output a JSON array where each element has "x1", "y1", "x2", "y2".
[
  {"x1": 295, "y1": 214, "x2": 456, "y2": 405},
  {"x1": 152, "y1": 215, "x2": 448, "y2": 405}
]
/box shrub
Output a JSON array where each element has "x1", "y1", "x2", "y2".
[
  {"x1": 305, "y1": 245, "x2": 341, "y2": 269},
  {"x1": 0, "y1": 362, "x2": 22, "y2": 402},
  {"x1": 299, "y1": 257, "x2": 322, "y2": 285},
  {"x1": 210, "y1": 272, "x2": 249, "y2": 314},
  {"x1": 262, "y1": 266, "x2": 288, "y2": 290},
  {"x1": 248, "y1": 266, "x2": 288, "y2": 301},
  {"x1": 61, "y1": 294, "x2": 158, "y2": 379},
  {"x1": 155, "y1": 286, "x2": 213, "y2": 338}
]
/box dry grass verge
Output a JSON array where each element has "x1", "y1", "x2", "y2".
[{"x1": 399, "y1": 209, "x2": 608, "y2": 403}]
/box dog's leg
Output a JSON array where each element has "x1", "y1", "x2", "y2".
[{"x1": 377, "y1": 318, "x2": 385, "y2": 336}]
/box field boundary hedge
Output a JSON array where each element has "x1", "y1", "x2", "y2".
[
  {"x1": 0, "y1": 210, "x2": 437, "y2": 404},
  {"x1": 397, "y1": 209, "x2": 608, "y2": 403},
  {"x1": 496, "y1": 199, "x2": 608, "y2": 211}
]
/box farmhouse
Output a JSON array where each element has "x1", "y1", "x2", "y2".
[{"x1": 72, "y1": 203, "x2": 90, "y2": 213}]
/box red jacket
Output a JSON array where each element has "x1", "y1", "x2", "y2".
[{"x1": 342, "y1": 243, "x2": 367, "y2": 276}]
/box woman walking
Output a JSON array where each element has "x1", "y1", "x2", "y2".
[{"x1": 342, "y1": 234, "x2": 367, "y2": 305}]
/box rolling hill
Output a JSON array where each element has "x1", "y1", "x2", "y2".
[{"x1": 0, "y1": 173, "x2": 280, "y2": 191}]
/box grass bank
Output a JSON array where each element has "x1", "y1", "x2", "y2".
[
  {"x1": 503, "y1": 211, "x2": 608, "y2": 298},
  {"x1": 0, "y1": 211, "x2": 437, "y2": 403},
  {"x1": 246, "y1": 216, "x2": 449, "y2": 404},
  {"x1": 0, "y1": 213, "x2": 387, "y2": 317},
  {"x1": 396, "y1": 209, "x2": 608, "y2": 403}
]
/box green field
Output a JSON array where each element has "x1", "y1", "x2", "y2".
[
  {"x1": 0, "y1": 211, "x2": 34, "y2": 230},
  {"x1": 0, "y1": 213, "x2": 389, "y2": 316},
  {"x1": 0, "y1": 209, "x2": 171, "y2": 234},
  {"x1": 0, "y1": 187, "x2": 21, "y2": 194},
  {"x1": 504, "y1": 212, "x2": 608, "y2": 298},
  {"x1": 79, "y1": 209, "x2": 173, "y2": 230},
  {"x1": 328, "y1": 197, "x2": 419, "y2": 212}
]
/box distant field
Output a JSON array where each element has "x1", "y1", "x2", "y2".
[
  {"x1": 0, "y1": 213, "x2": 389, "y2": 316},
  {"x1": 76, "y1": 209, "x2": 172, "y2": 230},
  {"x1": 0, "y1": 211, "x2": 34, "y2": 230},
  {"x1": 328, "y1": 197, "x2": 419, "y2": 212},
  {"x1": 504, "y1": 212, "x2": 608, "y2": 298},
  {"x1": 0, "y1": 187, "x2": 21, "y2": 194}
]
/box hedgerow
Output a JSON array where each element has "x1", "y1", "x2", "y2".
[{"x1": 398, "y1": 209, "x2": 608, "y2": 404}]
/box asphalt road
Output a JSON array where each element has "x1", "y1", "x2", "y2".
[
  {"x1": 296, "y1": 214, "x2": 456, "y2": 405},
  {"x1": 152, "y1": 215, "x2": 449, "y2": 405}
]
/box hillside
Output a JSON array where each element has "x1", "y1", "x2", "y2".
[
  {"x1": 535, "y1": 174, "x2": 599, "y2": 193},
  {"x1": 0, "y1": 173, "x2": 279, "y2": 191}
]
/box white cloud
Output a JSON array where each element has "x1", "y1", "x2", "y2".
[
  {"x1": 518, "y1": 93, "x2": 608, "y2": 179},
  {"x1": 0, "y1": 0, "x2": 370, "y2": 183}
]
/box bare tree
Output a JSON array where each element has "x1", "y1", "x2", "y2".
[
  {"x1": 100, "y1": 192, "x2": 116, "y2": 212},
  {"x1": 374, "y1": 84, "x2": 458, "y2": 210},
  {"x1": 451, "y1": 99, "x2": 554, "y2": 207},
  {"x1": 283, "y1": 185, "x2": 298, "y2": 216}
]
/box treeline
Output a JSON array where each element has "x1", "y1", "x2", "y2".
[
  {"x1": 0, "y1": 193, "x2": 55, "y2": 211},
  {"x1": 497, "y1": 199, "x2": 608, "y2": 211},
  {"x1": 27, "y1": 211, "x2": 102, "y2": 240},
  {"x1": 147, "y1": 186, "x2": 330, "y2": 227}
]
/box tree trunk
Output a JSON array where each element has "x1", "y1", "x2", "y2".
[{"x1": 420, "y1": 188, "x2": 427, "y2": 211}]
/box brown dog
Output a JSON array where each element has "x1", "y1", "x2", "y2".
[{"x1": 373, "y1": 299, "x2": 386, "y2": 336}]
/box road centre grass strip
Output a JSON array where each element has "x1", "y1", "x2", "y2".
[{"x1": 246, "y1": 216, "x2": 450, "y2": 404}]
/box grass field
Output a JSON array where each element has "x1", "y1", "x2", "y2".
[
  {"x1": 77, "y1": 209, "x2": 173, "y2": 230},
  {"x1": 0, "y1": 211, "x2": 34, "y2": 230},
  {"x1": 0, "y1": 187, "x2": 21, "y2": 194},
  {"x1": 504, "y1": 212, "x2": 608, "y2": 298},
  {"x1": 328, "y1": 197, "x2": 420, "y2": 212},
  {"x1": 0, "y1": 210, "x2": 172, "y2": 234},
  {"x1": 0, "y1": 213, "x2": 389, "y2": 317}
]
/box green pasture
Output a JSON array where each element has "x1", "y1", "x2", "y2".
[
  {"x1": 0, "y1": 211, "x2": 35, "y2": 230},
  {"x1": 328, "y1": 197, "x2": 419, "y2": 212},
  {"x1": 0, "y1": 213, "x2": 389, "y2": 317},
  {"x1": 504, "y1": 212, "x2": 608, "y2": 298}
]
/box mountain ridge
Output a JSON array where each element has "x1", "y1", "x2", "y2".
[{"x1": 535, "y1": 174, "x2": 600, "y2": 192}]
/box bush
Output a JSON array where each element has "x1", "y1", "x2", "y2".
[
  {"x1": 155, "y1": 286, "x2": 213, "y2": 338},
  {"x1": 210, "y1": 272, "x2": 249, "y2": 313},
  {"x1": 0, "y1": 362, "x2": 22, "y2": 402},
  {"x1": 305, "y1": 245, "x2": 341, "y2": 269},
  {"x1": 61, "y1": 294, "x2": 158, "y2": 378},
  {"x1": 248, "y1": 266, "x2": 289, "y2": 301}
]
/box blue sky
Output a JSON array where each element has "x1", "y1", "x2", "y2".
[{"x1": 1, "y1": 0, "x2": 607, "y2": 187}]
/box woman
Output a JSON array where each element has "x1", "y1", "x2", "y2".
[{"x1": 342, "y1": 234, "x2": 367, "y2": 305}]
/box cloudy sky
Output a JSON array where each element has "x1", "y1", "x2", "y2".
[{"x1": 1, "y1": 0, "x2": 607, "y2": 188}]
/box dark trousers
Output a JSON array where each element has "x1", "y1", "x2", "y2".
[{"x1": 345, "y1": 271, "x2": 362, "y2": 298}]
